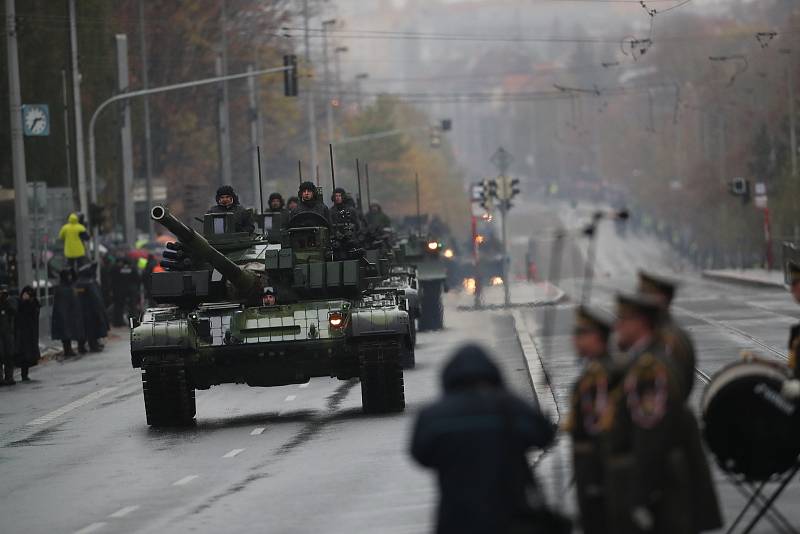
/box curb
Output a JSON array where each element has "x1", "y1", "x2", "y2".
[
  {"x1": 701, "y1": 270, "x2": 785, "y2": 289},
  {"x1": 511, "y1": 308, "x2": 560, "y2": 421}
]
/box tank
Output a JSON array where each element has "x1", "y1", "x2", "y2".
[
  {"x1": 130, "y1": 206, "x2": 411, "y2": 427},
  {"x1": 395, "y1": 234, "x2": 447, "y2": 331}
]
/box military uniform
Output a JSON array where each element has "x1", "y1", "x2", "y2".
[
  {"x1": 565, "y1": 306, "x2": 617, "y2": 534},
  {"x1": 208, "y1": 185, "x2": 255, "y2": 234},
  {"x1": 638, "y1": 271, "x2": 696, "y2": 401},
  {"x1": 606, "y1": 294, "x2": 721, "y2": 534},
  {"x1": 787, "y1": 262, "x2": 800, "y2": 378},
  {"x1": 291, "y1": 181, "x2": 330, "y2": 224}
]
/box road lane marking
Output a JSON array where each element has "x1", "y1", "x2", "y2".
[
  {"x1": 298, "y1": 383, "x2": 309, "y2": 388},
  {"x1": 74, "y1": 522, "x2": 107, "y2": 534},
  {"x1": 222, "y1": 448, "x2": 245, "y2": 458},
  {"x1": 27, "y1": 387, "x2": 118, "y2": 426},
  {"x1": 172, "y1": 475, "x2": 199, "y2": 486},
  {"x1": 250, "y1": 427, "x2": 265, "y2": 436},
  {"x1": 285, "y1": 395, "x2": 297, "y2": 402},
  {"x1": 108, "y1": 505, "x2": 139, "y2": 519}
]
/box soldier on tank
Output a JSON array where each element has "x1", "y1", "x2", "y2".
[
  {"x1": 286, "y1": 196, "x2": 299, "y2": 212},
  {"x1": 365, "y1": 203, "x2": 391, "y2": 230},
  {"x1": 637, "y1": 271, "x2": 696, "y2": 401},
  {"x1": 606, "y1": 293, "x2": 721, "y2": 534},
  {"x1": 292, "y1": 181, "x2": 330, "y2": 223},
  {"x1": 208, "y1": 185, "x2": 255, "y2": 233},
  {"x1": 267, "y1": 192, "x2": 285, "y2": 213},
  {"x1": 565, "y1": 306, "x2": 616, "y2": 534}
]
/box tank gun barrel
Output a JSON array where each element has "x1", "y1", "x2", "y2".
[{"x1": 151, "y1": 205, "x2": 257, "y2": 296}]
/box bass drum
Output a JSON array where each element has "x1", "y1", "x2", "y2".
[{"x1": 702, "y1": 358, "x2": 800, "y2": 481}]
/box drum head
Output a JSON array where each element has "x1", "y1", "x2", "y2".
[{"x1": 702, "y1": 360, "x2": 800, "y2": 481}]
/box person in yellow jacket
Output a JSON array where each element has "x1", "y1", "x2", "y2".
[{"x1": 58, "y1": 213, "x2": 88, "y2": 271}]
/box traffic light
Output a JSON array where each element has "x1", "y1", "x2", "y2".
[
  {"x1": 730, "y1": 177, "x2": 748, "y2": 195},
  {"x1": 430, "y1": 127, "x2": 441, "y2": 148},
  {"x1": 283, "y1": 55, "x2": 298, "y2": 97},
  {"x1": 440, "y1": 119, "x2": 452, "y2": 131},
  {"x1": 487, "y1": 179, "x2": 497, "y2": 199},
  {"x1": 509, "y1": 178, "x2": 520, "y2": 199}
]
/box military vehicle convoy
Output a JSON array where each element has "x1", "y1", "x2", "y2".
[
  {"x1": 130, "y1": 206, "x2": 412, "y2": 426},
  {"x1": 395, "y1": 234, "x2": 447, "y2": 331}
]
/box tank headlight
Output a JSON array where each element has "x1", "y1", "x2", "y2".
[
  {"x1": 427, "y1": 241, "x2": 439, "y2": 251},
  {"x1": 443, "y1": 248, "x2": 454, "y2": 259},
  {"x1": 490, "y1": 276, "x2": 504, "y2": 286},
  {"x1": 328, "y1": 311, "x2": 345, "y2": 329}
]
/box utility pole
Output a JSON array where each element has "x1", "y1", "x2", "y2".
[
  {"x1": 247, "y1": 65, "x2": 261, "y2": 207},
  {"x1": 303, "y1": 0, "x2": 319, "y2": 178},
  {"x1": 138, "y1": 0, "x2": 155, "y2": 239},
  {"x1": 69, "y1": 0, "x2": 88, "y2": 217},
  {"x1": 355, "y1": 73, "x2": 368, "y2": 111},
  {"x1": 322, "y1": 19, "x2": 336, "y2": 145},
  {"x1": 216, "y1": 55, "x2": 232, "y2": 186},
  {"x1": 5, "y1": 0, "x2": 32, "y2": 287},
  {"x1": 334, "y1": 46, "x2": 347, "y2": 102},
  {"x1": 116, "y1": 34, "x2": 136, "y2": 246},
  {"x1": 61, "y1": 70, "x2": 74, "y2": 206},
  {"x1": 788, "y1": 63, "x2": 797, "y2": 178},
  {"x1": 218, "y1": 0, "x2": 232, "y2": 186}
]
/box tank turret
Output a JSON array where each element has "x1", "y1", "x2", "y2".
[{"x1": 151, "y1": 205, "x2": 260, "y2": 298}]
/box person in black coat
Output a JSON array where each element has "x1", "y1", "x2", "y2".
[
  {"x1": 207, "y1": 185, "x2": 255, "y2": 233},
  {"x1": 0, "y1": 285, "x2": 16, "y2": 385},
  {"x1": 291, "y1": 181, "x2": 330, "y2": 223},
  {"x1": 75, "y1": 263, "x2": 109, "y2": 353},
  {"x1": 410, "y1": 344, "x2": 556, "y2": 534},
  {"x1": 52, "y1": 269, "x2": 85, "y2": 356},
  {"x1": 15, "y1": 286, "x2": 40, "y2": 381}
]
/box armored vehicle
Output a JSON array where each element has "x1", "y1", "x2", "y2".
[
  {"x1": 396, "y1": 234, "x2": 447, "y2": 331},
  {"x1": 130, "y1": 206, "x2": 411, "y2": 426}
]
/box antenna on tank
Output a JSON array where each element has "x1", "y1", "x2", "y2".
[
  {"x1": 329, "y1": 144, "x2": 337, "y2": 191},
  {"x1": 365, "y1": 163, "x2": 372, "y2": 208},
  {"x1": 415, "y1": 172, "x2": 422, "y2": 237},
  {"x1": 257, "y1": 146, "x2": 264, "y2": 214},
  {"x1": 355, "y1": 159, "x2": 363, "y2": 214},
  {"x1": 297, "y1": 161, "x2": 303, "y2": 184},
  {"x1": 315, "y1": 165, "x2": 320, "y2": 186}
]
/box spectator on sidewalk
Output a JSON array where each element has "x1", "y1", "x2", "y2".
[
  {"x1": 52, "y1": 269, "x2": 84, "y2": 357},
  {"x1": 410, "y1": 343, "x2": 558, "y2": 534},
  {"x1": 58, "y1": 213, "x2": 89, "y2": 272},
  {"x1": 0, "y1": 285, "x2": 17, "y2": 385},
  {"x1": 75, "y1": 263, "x2": 108, "y2": 353},
  {"x1": 110, "y1": 257, "x2": 140, "y2": 327},
  {"x1": 15, "y1": 286, "x2": 40, "y2": 381}
]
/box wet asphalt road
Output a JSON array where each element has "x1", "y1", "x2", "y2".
[
  {"x1": 0, "y1": 300, "x2": 534, "y2": 534},
  {"x1": 2, "y1": 200, "x2": 799, "y2": 533}
]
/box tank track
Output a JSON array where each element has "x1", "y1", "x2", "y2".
[
  {"x1": 358, "y1": 337, "x2": 405, "y2": 413},
  {"x1": 142, "y1": 365, "x2": 196, "y2": 427}
]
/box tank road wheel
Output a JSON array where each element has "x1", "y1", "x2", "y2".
[
  {"x1": 142, "y1": 366, "x2": 196, "y2": 427},
  {"x1": 419, "y1": 280, "x2": 444, "y2": 331},
  {"x1": 359, "y1": 337, "x2": 405, "y2": 414}
]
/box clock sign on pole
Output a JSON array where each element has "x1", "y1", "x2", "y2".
[{"x1": 21, "y1": 104, "x2": 50, "y2": 136}]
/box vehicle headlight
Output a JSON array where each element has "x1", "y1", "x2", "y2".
[
  {"x1": 427, "y1": 241, "x2": 439, "y2": 251},
  {"x1": 328, "y1": 311, "x2": 345, "y2": 329}
]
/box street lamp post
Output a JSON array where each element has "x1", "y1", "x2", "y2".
[
  {"x1": 355, "y1": 73, "x2": 369, "y2": 111},
  {"x1": 87, "y1": 64, "x2": 293, "y2": 260},
  {"x1": 322, "y1": 19, "x2": 337, "y2": 145}
]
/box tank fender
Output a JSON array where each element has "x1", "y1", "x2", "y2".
[
  {"x1": 131, "y1": 319, "x2": 196, "y2": 367},
  {"x1": 351, "y1": 307, "x2": 409, "y2": 337}
]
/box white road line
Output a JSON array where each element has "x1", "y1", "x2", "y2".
[
  {"x1": 222, "y1": 448, "x2": 245, "y2": 458},
  {"x1": 250, "y1": 427, "x2": 265, "y2": 436},
  {"x1": 285, "y1": 395, "x2": 297, "y2": 402},
  {"x1": 172, "y1": 475, "x2": 199, "y2": 486},
  {"x1": 27, "y1": 387, "x2": 118, "y2": 426},
  {"x1": 74, "y1": 522, "x2": 107, "y2": 534},
  {"x1": 108, "y1": 505, "x2": 139, "y2": 519},
  {"x1": 298, "y1": 382, "x2": 309, "y2": 388}
]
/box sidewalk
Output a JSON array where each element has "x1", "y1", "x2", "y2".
[{"x1": 702, "y1": 268, "x2": 785, "y2": 289}]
